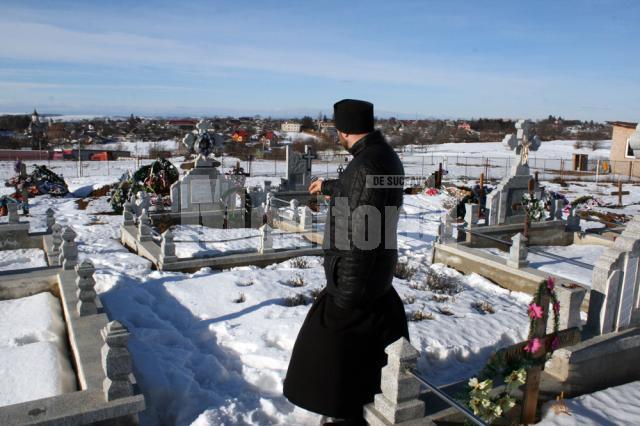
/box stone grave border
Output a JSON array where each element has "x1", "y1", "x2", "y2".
[
  {"x1": 0, "y1": 229, "x2": 145, "y2": 424},
  {"x1": 120, "y1": 198, "x2": 323, "y2": 272},
  {"x1": 0, "y1": 207, "x2": 61, "y2": 274}
]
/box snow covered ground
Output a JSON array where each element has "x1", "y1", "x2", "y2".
[
  {"x1": 171, "y1": 225, "x2": 313, "y2": 258},
  {"x1": 538, "y1": 381, "x2": 640, "y2": 425},
  {"x1": 482, "y1": 244, "x2": 605, "y2": 287},
  {"x1": 0, "y1": 248, "x2": 47, "y2": 271},
  {"x1": 0, "y1": 145, "x2": 636, "y2": 424},
  {"x1": 0, "y1": 292, "x2": 76, "y2": 406}
]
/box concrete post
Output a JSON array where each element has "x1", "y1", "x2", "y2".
[
  {"x1": 159, "y1": 229, "x2": 177, "y2": 266},
  {"x1": 553, "y1": 199, "x2": 564, "y2": 221},
  {"x1": 290, "y1": 199, "x2": 300, "y2": 223},
  {"x1": 136, "y1": 191, "x2": 150, "y2": 216},
  {"x1": 137, "y1": 209, "x2": 152, "y2": 242},
  {"x1": 464, "y1": 203, "x2": 479, "y2": 228},
  {"x1": 259, "y1": 223, "x2": 274, "y2": 254},
  {"x1": 59, "y1": 226, "x2": 78, "y2": 270},
  {"x1": 123, "y1": 209, "x2": 135, "y2": 227},
  {"x1": 548, "y1": 283, "x2": 587, "y2": 333},
  {"x1": 51, "y1": 223, "x2": 63, "y2": 260},
  {"x1": 301, "y1": 206, "x2": 313, "y2": 231},
  {"x1": 507, "y1": 233, "x2": 528, "y2": 268},
  {"x1": 363, "y1": 337, "x2": 427, "y2": 425},
  {"x1": 7, "y1": 203, "x2": 19, "y2": 223},
  {"x1": 101, "y1": 321, "x2": 134, "y2": 401},
  {"x1": 46, "y1": 208, "x2": 55, "y2": 233},
  {"x1": 75, "y1": 260, "x2": 97, "y2": 316},
  {"x1": 566, "y1": 207, "x2": 581, "y2": 232}
]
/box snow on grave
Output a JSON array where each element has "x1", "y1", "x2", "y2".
[
  {"x1": 0, "y1": 292, "x2": 76, "y2": 406},
  {"x1": 170, "y1": 225, "x2": 313, "y2": 258},
  {"x1": 0, "y1": 247, "x2": 47, "y2": 271},
  {"x1": 537, "y1": 381, "x2": 640, "y2": 426}
]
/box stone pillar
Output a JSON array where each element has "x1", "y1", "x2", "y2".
[
  {"x1": 137, "y1": 209, "x2": 152, "y2": 242},
  {"x1": 49, "y1": 223, "x2": 62, "y2": 264},
  {"x1": 440, "y1": 213, "x2": 453, "y2": 244},
  {"x1": 290, "y1": 199, "x2": 300, "y2": 223},
  {"x1": 259, "y1": 223, "x2": 274, "y2": 254},
  {"x1": 301, "y1": 206, "x2": 313, "y2": 231},
  {"x1": 264, "y1": 180, "x2": 271, "y2": 194},
  {"x1": 46, "y1": 208, "x2": 55, "y2": 233},
  {"x1": 363, "y1": 337, "x2": 426, "y2": 425},
  {"x1": 566, "y1": 207, "x2": 581, "y2": 232},
  {"x1": 136, "y1": 191, "x2": 150, "y2": 216},
  {"x1": 507, "y1": 233, "x2": 528, "y2": 268},
  {"x1": 75, "y1": 260, "x2": 97, "y2": 316},
  {"x1": 548, "y1": 283, "x2": 587, "y2": 333},
  {"x1": 59, "y1": 226, "x2": 78, "y2": 270},
  {"x1": 553, "y1": 199, "x2": 564, "y2": 221},
  {"x1": 159, "y1": 230, "x2": 177, "y2": 266},
  {"x1": 7, "y1": 203, "x2": 19, "y2": 223},
  {"x1": 464, "y1": 203, "x2": 479, "y2": 228},
  {"x1": 101, "y1": 321, "x2": 134, "y2": 401},
  {"x1": 123, "y1": 209, "x2": 135, "y2": 227}
]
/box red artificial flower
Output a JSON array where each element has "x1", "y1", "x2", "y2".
[
  {"x1": 546, "y1": 276, "x2": 555, "y2": 292},
  {"x1": 551, "y1": 336, "x2": 560, "y2": 350},
  {"x1": 524, "y1": 337, "x2": 542, "y2": 354},
  {"x1": 553, "y1": 301, "x2": 561, "y2": 315},
  {"x1": 528, "y1": 303, "x2": 544, "y2": 320}
]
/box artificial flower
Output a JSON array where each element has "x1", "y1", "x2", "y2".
[
  {"x1": 528, "y1": 303, "x2": 544, "y2": 319},
  {"x1": 551, "y1": 336, "x2": 560, "y2": 350},
  {"x1": 524, "y1": 337, "x2": 542, "y2": 354},
  {"x1": 553, "y1": 301, "x2": 561, "y2": 315},
  {"x1": 546, "y1": 276, "x2": 555, "y2": 291}
]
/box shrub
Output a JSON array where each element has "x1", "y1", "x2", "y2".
[
  {"x1": 287, "y1": 274, "x2": 306, "y2": 287},
  {"x1": 290, "y1": 257, "x2": 309, "y2": 269},
  {"x1": 425, "y1": 269, "x2": 463, "y2": 295},
  {"x1": 233, "y1": 293, "x2": 246, "y2": 303},
  {"x1": 431, "y1": 294, "x2": 449, "y2": 303},
  {"x1": 284, "y1": 294, "x2": 308, "y2": 307},
  {"x1": 472, "y1": 300, "x2": 495, "y2": 314},
  {"x1": 394, "y1": 261, "x2": 417, "y2": 280},
  {"x1": 403, "y1": 295, "x2": 417, "y2": 305},
  {"x1": 409, "y1": 310, "x2": 435, "y2": 321}
]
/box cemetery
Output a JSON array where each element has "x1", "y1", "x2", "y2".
[{"x1": 0, "y1": 119, "x2": 639, "y2": 425}]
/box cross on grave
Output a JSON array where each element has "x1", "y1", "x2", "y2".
[{"x1": 484, "y1": 292, "x2": 581, "y2": 425}]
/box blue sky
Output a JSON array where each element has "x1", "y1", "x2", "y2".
[{"x1": 0, "y1": 0, "x2": 638, "y2": 120}]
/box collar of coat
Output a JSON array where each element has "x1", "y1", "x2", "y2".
[{"x1": 347, "y1": 130, "x2": 384, "y2": 157}]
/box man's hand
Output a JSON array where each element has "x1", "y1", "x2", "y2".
[{"x1": 308, "y1": 178, "x2": 323, "y2": 195}]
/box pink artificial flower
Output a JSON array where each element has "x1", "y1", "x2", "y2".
[
  {"x1": 524, "y1": 337, "x2": 542, "y2": 354},
  {"x1": 553, "y1": 301, "x2": 561, "y2": 315},
  {"x1": 546, "y1": 277, "x2": 555, "y2": 292},
  {"x1": 551, "y1": 336, "x2": 560, "y2": 350},
  {"x1": 528, "y1": 303, "x2": 544, "y2": 320}
]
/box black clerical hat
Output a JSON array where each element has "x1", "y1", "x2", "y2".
[{"x1": 333, "y1": 99, "x2": 374, "y2": 134}]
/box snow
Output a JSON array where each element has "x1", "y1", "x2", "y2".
[
  {"x1": 171, "y1": 226, "x2": 313, "y2": 259},
  {"x1": 482, "y1": 244, "x2": 605, "y2": 287},
  {"x1": 0, "y1": 248, "x2": 48, "y2": 271},
  {"x1": 538, "y1": 381, "x2": 640, "y2": 425},
  {"x1": 0, "y1": 147, "x2": 635, "y2": 424},
  {"x1": 86, "y1": 139, "x2": 179, "y2": 156},
  {"x1": 0, "y1": 292, "x2": 76, "y2": 406}
]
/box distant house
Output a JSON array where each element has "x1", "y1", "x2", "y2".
[
  {"x1": 457, "y1": 122, "x2": 471, "y2": 131},
  {"x1": 168, "y1": 119, "x2": 197, "y2": 131},
  {"x1": 609, "y1": 121, "x2": 640, "y2": 177},
  {"x1": 281, "y1": 122, "x2": 301, "y2": 133}
]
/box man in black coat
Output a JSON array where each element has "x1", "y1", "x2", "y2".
[{"x1": 284, "y1": 99, "x2": 409, "y2": 425}]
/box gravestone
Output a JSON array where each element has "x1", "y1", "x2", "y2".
[
  {"x1": 507, "y1": 232, "x2": 528, "y2": 268},
  {"x1": 486, "y1": 119, "x2": 541, "y2": 226},
  {"x1": 587, "y1": 216, "x2": 640, "y2": 335},
  {"x1": 259, "y1": 223, "x2": 274, "y2": 254},
  {"x1": 170, "y1": 154, "x2": 238, "y2": 218},
  {"x1": 285, "y1": 145, "x2": 313, "y2": 191}
]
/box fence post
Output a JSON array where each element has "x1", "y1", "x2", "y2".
[
  {"x1": 59, "y1": 226, "x2": 78, "y2": 270},
  {"x1": 101, "y1": 321, "x2": 134, "y2": 401},
  {"x1": 363, "y1": 337, "x2": 426, "y2": 425},
  {"x1": 75, "y1": 260, "x2": 97, "y2": 316}
]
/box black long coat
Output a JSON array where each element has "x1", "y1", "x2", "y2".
[{"x1": 283, "y1": 131, "x2": 409, "y2": 419}]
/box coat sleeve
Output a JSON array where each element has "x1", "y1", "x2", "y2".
[
  {"x1": 321, "y1": 178, "x2": 339, "y2": 196},
  {"x1": 332, "y1": 165, "x2": 387, "y2": 310}
]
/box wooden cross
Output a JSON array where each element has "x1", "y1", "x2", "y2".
[{"x1": 486, "y1": 293, "x2": 581, "y2": 425}]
